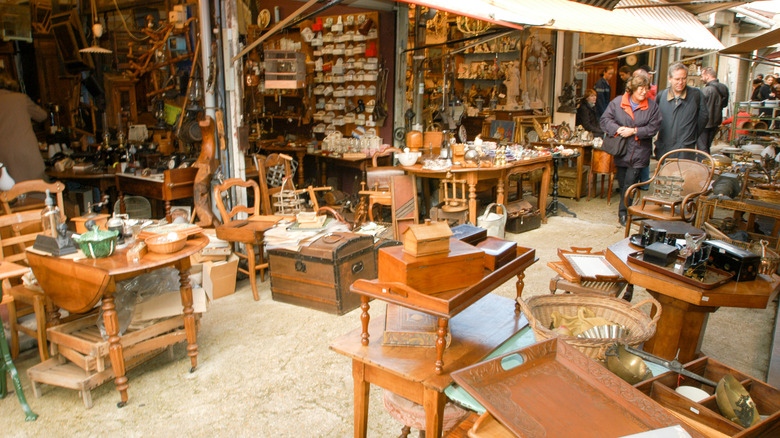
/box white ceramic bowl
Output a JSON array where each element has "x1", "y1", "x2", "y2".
[
  {"x1": 396, "y1": 152, "x2": 420, "y2": 166},
  {"x1": 675, "y1": 385, "x2": 710, "y2": 403}
]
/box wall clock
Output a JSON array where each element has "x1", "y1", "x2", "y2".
[{"x1": 626, "y1": 54, "x2": 638, "y2": 66}]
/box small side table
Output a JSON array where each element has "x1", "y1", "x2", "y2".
[
  {"x1": 546, "y1": 152, "x2": 579, "y2": 218},
  {"x1": 0, "y1": 261, "x2": 38, "y2": 421}
]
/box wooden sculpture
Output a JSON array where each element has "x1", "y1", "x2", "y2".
[{"x1": 193, "y1": 116, "x2": 217, "y2": 227}]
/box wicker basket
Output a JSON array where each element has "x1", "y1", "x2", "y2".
[
  {"x1": 145, "y1": 232, "x2": 187, "y2": 254},
  {"x1": 517, "y1": 293, "x2": 660, "y2": 360},
  {"x1": 749, "y1": 184, "x2": 780, "y2": 204}
]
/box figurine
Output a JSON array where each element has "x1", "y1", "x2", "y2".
[
  {"x1": 556, "y1": 82, "x2": 578, "y2": 113},
  {"x1": 503, "y1": 60, "x2": 521, "y2": 107}
]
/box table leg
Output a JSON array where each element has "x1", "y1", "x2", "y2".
[
  {"x1": 496, "y1": 175, "x2": 505, "y2": 208},
  {"x1": 434, "y1": 318, "x2": 449, "y2": 375},
  {"x1": 575, "y1": 151, "x2": 584, "y2": 201},
  {"x1": 423, "y1": 386, "x2": 446, "y2": 438},
  {"x1": 514, "y1": 271, "x2": 526, "y2": 314},
  {"x1": 360, "y1": 296, "x2": 370, "y2": 346},
  {"x1": 467, "y1": 176, "x2": 478, "y2": 225},
  {"x1": 538, "y1": 163, "x2": 551, "y2": 224},
  {"x1": 178, "y1": 261, "x2": 199, "y2": 372},
  {"x1": 352, "y1": 360, "x2": 369, "y2": 438},
  {"x1": 644, "y1": 291, "x2": 717, "y2": 363},
  {"x1": 118, "y1": 191, "x2": 126, "y2": 215},
  {"x1": 165, "y1": 200, "x2": 172, "y2": 223},
  {"x1": 103, "y1": 292, "x2": 128, "y2": 407},
  {"x1": 296, "y1": 151, "x2": 306, "y2": 187}
]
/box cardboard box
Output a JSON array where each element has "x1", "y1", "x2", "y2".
[
  {"x1": 203, "y1": 254, "x2": 239, "y2": 300},
  {"x1": 190, "y1": 252, "x2": 228, "y2": 264},
  {"x1": 132, "y1": 288, "x2": 208, "y2": 322}
]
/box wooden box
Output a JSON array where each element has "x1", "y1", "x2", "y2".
[
  {"x1": 634, "y1": 356, "x2": 780, "y2": 437},
  {"x1": 450, "y1": 223, "x2": 487, "y2": 245},
  {"x1": 402, "y1": 219, "x2": 452, "y2": 257},
  {"x1": 504, "y1": 199, "x2": 541, "y2": 234},
  {"x1": 554, "y1": 165, "x2": 589, "y2": 199},
  {"x1": 268, "y1": 232, "x2": 376, "y2": 315},
  {"x1": 378, "y1": 239, "x2": 485, "y2": 294},
  {"x1": 381, "y1": 303, "x2": 451, "y2": 347},
  {"x1": 704, "y1": 240, "x2": 762, "y2": 282},
  {"x1": 475, "y1": 237, "x2": 517, "y2": 271}
]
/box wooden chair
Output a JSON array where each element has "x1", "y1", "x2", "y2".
[
  {"x1": 624, "y1": 149, "x2": 715, "y2": 237},
  {"x1": 253, "y1": 153, "x2": 295, "y2": 215},
  {"x1": 0, "y1": 180, "x2": 68, "y2": 362},
  {"x1": 358, "y1": 147, "x2": 402, "y2": 222},
  {"x1": 213, "y1": 178, "x2": 267, "y2": 301},
  {"x1": 588, "y1": 148, "x2": 616, "y2": 205}
]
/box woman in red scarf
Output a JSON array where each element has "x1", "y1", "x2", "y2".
[{"x1": 600, "y1": 75, "x2": 662, "y2": 226}]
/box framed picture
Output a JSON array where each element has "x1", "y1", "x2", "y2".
[
  {"x1": 169, "y1": 205, "x2": 192, "y2": 223},
  {"x1": 489, "y1": 120, "x2": 516, "y2": 143}
]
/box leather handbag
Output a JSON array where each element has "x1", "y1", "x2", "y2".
[{"x1": 601, "y1": 133, "x2": 628, "y2": 157}]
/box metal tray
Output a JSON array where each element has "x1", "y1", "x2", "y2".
[
  {"x1": 451, "y1": 338, "x2": 703, "y2": 438},
  {"x1": 627, "y1": 251, "x2": 734, "y2": 290}
]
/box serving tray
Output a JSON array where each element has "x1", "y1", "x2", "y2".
[
  {"x1": 627, "y1": 251, "x2": 734, "y2": 290},
  {"x1": 557, "y1": 247, "x2": 621, "y2": 281},
  {"x1": 451, "y1": 338, "x2": 703, "y2": 438}
]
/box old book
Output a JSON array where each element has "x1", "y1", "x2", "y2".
[{"x1": 382, "y1": 304, "x2": 451, "y2": 347}]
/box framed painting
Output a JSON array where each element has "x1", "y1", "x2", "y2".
[{"x1": 489, "y1": 120, "x2": 516, "y2": 144}]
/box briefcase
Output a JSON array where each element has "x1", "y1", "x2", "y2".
[
  {"x1": 504, "y1": 199, "x2": 541, "y2": 234},
  {"x1": 268, "y1": 232, "x2": 376, "y2": 315}
]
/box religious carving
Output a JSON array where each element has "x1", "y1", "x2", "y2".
[
  {"x1": 521, "y1": 30, "x2": 554, "y2": 110},
  {"x1": 193, "y1": 116, "x2": 217, "y2": 227}
]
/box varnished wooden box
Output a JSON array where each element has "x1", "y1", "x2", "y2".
[
  {"x1": 378, "y1": 238, "x2": 485, "y2": 294},
  {"x1": 475, "y1": 237, "x2": 517, "y2": 271},
  {"x1": 634, "y1": 356, "x2": 780, "y2": 437},
  {"x1": 268, "y1": 232, "x2": 376, "y2": 315}
]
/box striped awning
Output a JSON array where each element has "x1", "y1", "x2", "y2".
[{"x1": 617, "y1": 0, "x2": 726, "y2": 50}]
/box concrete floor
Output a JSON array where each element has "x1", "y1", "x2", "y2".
[{"x1": 2, "y1": 192, "x2": 777, "y2": 437}]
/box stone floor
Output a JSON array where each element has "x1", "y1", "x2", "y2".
[{"x1": 1, "y1": 191, "x2": 778, "y2": 437}]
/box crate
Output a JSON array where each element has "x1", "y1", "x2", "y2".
[
  {"x1": 554, "y1": 165, "x2": 589, "y2": 199},
  {"x1": 27, "y1": 313, "x2": 194, "y2": 408},
  {"x1": 264, "y1": 51, "x2": 305, "y2": 89},
  {"x1": 634, "y1": 356, "x2": 780, "y2": 437}
]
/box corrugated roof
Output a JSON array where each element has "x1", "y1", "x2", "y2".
[
  {"x1": 490, "y1": 0, "x2": 682, "y2": 41},
  {"x1": 721, "y1": 27, "x2": 780, "y2": 54},
  {"x1": 570, "y1": 0, "x2": 622, "y2": 10},
  {"x1": 393, "y1": 0, "x2": 551, "y2": 29},
  {"x1": 618, "y1": 0, "x2": 726, "y2": 50},
  {"x1": 617, "y1": 0, "x2": 749, "y2": 15}
]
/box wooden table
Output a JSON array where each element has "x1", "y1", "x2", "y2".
[
  {"x1": 26, "y1": 234, "x2": 208, "y2": 407},
  {"x1": 402, "y1": 156, "x2": 552, "y2": 225},
  {"x1": 695, "y1": 197, "x2": 780, "y2": 250},
  {"x1": 46, "y1": 168, "x2": 117, "y2": 213},
  {"x1": 350, "y1": 246, "x2": 536, "y2": 375},
  {"x1": 115, "y1": 167, "x2": 197, "y2": 222},
  {"x1": 330, "y1": 294, "x2": 528, "y2": 438},
  {"x1": 310, "y1": 152, "x2": 391, "y2": 189},
  {"x1": 606, "y1": 238, "x2": 780, "y2": 363}
]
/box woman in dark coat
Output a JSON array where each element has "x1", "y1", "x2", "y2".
[
  {"x1": 575, "y1": 88, "x2": 603, "y2": 136},
  {"x1": 600, "y1": 75, "x2": 662, "y2": 226}
]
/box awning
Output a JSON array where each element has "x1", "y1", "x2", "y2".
[
  {"x1": 721, "y1": 27, "x2": 780, "y2": 54},
  {"x1": 392, "y1": 0, "x2": 552, "y2": 30},
  {"x1": 490, "y1": 0, "x2": 683, "y2": 41},
  {"x1": 616, "y1": 0, "x2": 749, "y2": 16},
  {"x1": 617, "y1": 0, "x2": 726, "y2": 50}
]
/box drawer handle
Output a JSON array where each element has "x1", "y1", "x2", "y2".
[
  {"x1": 352, "y1": 261, "x2": 363, "y2": 274},
  {"x1": 295, "y1": 260, "x2": 307, "y2": 273}
]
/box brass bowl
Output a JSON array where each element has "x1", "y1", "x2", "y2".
[
  {"x1": 605, "y1": 344, "x2": 652, "y2": 385},
  {"x1": 716, "y1": 375, "x2": 760, "y2": 428}
]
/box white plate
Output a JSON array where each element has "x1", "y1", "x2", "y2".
[{"x1": 675, "y1": 385, "x2": 709, "y2": 403}]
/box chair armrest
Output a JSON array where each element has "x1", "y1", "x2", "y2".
[
  {"x1": 680, "y1": 193, "x2": 704, "y2": 221},
  {"x1": 624, "y1": 179, "x2": 651, "y2": 208}
]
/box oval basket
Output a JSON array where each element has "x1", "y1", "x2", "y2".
[{"x1": 516, "y1": 293, "x2": 661, "y2": 360}]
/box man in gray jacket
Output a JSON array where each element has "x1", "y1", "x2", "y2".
[
  {"x1": 654, "y1": 63, "x2": 708, "y2": 159},
  {"x1": 698, "y1": 66, "x2": 729, "y2": 153}
]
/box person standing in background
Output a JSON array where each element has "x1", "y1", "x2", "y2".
[
  {"x1": 0, "y1": 69, "x2": 48, "y2": 183},
  {"x1": 634, "y1": 65, "x2": 658, "y2": 100},
  {"x1": 595, "y1": 67, "x2": 614, "y2": 117},
  {"x1": 600, "y1": 75, "x2": 662, "y2": 226},
  {"x1": 699, "y1": 67, "x2": 729, "y2": 153},
  {"x1": 654, "y1": 63, "x2": 708, "y2": 159},
  {"x1": 575, "y1": 89, "x2": 604, "y2": 137}
]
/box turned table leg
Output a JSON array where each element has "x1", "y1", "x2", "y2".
[
  {"x1": 515, "y1": 271, "x2": 526, "y2": 314},
  {"x1": 360, "y1": 296, "x2": 370, "y2": 346},
  {"x1": 352, "y1": 360, "x2": 370, "y2": 438},
  {"x1": 434, "y1": 318, "x2": 449, "y2": 375},
  {"x1": 103, "y1": 293, "x2": 128, "y2": 407},
  {"x1": 178, "y1": 262, "x2": 198, "y2": 372},
  {"x1": 165, "y1": 200, "x2": 172, "y2": 223}
]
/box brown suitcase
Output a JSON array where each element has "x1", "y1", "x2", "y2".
[
  {"x1": 268, "y1": 232, "x2": 376, "y2": 315},
  {"x1": 505, "y1": 199, "x2": 541, "y2": 234}
]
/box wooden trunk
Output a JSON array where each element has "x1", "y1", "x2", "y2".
[
  {"x1": 378, "y1": 239, "x2": 485, "y2": 294},
  {"x1": 268, "y1": 232, "x2": 377, "y2": 315},
  {"x1": 505, "y1": 199, "x2": 541, "y2": 234}
]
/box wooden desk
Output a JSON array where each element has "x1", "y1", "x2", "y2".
[
  {"x1": 402, "y1": 156, "x2": 552, "y2": 225},
  {"x1": 330, "y1": 294, "x2": 528, "y2": 438},
  {"x1": 46, "y1": 168, "x2": 117, "y2": 212},
  {"x1": 606, "y1": 238, "x2": 780, "y2": 363},
  {"x1": 695, "y1": 197, "x2": 780, "y2": 250},
  {"x1": 116, "y1": 167, "x2": 197, "y2": 222},
  {"x1": 26, "y1": 235, "x2": 208, "y2": 407},
  {"x1": 310, "y1": 152, "x2": 391, "y2": 189}
]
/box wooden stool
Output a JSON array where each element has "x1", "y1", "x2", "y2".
[
  {"x1": 383, "y1": 390, "x2": 468, "y2": 437},
  {"x1": 588, "y1": 149, "x2": 617, "y2": 205}
]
